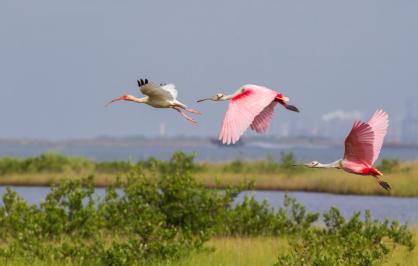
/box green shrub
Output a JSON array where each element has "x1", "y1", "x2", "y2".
[
  {"x1": 0, "y1": 153, "x2": 94, "y2": 175},
  {"x1": 223, "y1": 159, "x2": 244, "y2": 173},
  {"x1": 95, "y1": 160, "x2": 134, "y2": 173},
  {"x1": 255, "y1": 155, "x2": 280, "y2": 173},
  {"x1": 0, "y1": 157, "x2": 21, "y2": 175},
  {"x1": 278, "y1": 152, "x2": 306, "y2": 176},
  {"x1": 279, "y1": 152, "x2": 296, "y2": 170},
  {"x1": 0, "y1": 153, "x2": 247, "y2": 265},
  {"x1": 221, "y1": 152, "x2": 304, "y2": 175},
  {"x1": 221, "y1": 194, "x2": 318, "y2": 236},
  {"x1": 377, "y1": 158, "x2": 400, "y2": 173},
  {"x1": 276, "y1": 207, "x2": 415, "y2": 266}
]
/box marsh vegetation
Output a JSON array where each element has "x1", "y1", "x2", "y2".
[
  {"x1": 0, "y1": 152, "x2": 416, "y2": 265},
  {"x1": 0, "y1": 152, "x2": 416, "y2": 196}
]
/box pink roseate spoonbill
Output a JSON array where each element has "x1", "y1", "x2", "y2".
[
  {"x1": 106, "y1": 79, "x2": 201, "y2": 124},
  {"x1": 304, "y1": 110, "x2": 391, "y2": 191},
  {"x1": 197, "y1": 84, "x2": 299, "y2": 144}
]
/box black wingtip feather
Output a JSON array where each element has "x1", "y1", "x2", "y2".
[
  {"x1": 286, "y1": 105, "x2": 300, "y2": 113},
  {"x1": 379, "y1": 181, "x2": 391, "y2": 191},
  {"x1": 137, "y1": 78, "x2": 149, "y2": 87}
]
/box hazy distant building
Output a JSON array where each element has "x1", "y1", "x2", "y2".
[
  {"x1": 316, "y1": 110, "x2": 363, "y2": 139},
  {"x1": 401, "y1": 100, "x2": 418, "y2": 143}
]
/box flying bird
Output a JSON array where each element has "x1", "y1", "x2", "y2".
[
  {"x1": 197, "y1": 84, "x2": 299, "y2": 144},
  {"x1": 304, "y1": 110, "x2": 391, "y2": 191},
  {"x1": 106, "y1": 79, "x2": 201, "y2": 124}
]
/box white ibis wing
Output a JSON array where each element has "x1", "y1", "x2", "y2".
[
  {"x1": 140, "y1": 82, "x2": 175, "y2": 101},
  {"x1": 161, "y1": 84, "x2": 178, "y2": 99},
  {"x1": 219, "y1": 85, "x2": 278, "y2": 144}
]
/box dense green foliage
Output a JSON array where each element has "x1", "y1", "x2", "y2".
[
  {"x1": 222, "y1": 195, "x2": 318, "y2": 236},
  {"x1": 276, "y1": 208, "x2": 415, "y2": 266},
  {"x1": 0, "y1": 152, "x2": 245, "y2": 265},
  {"x1": 0, "y1": 152, "x2": 414, "y2": 265}
]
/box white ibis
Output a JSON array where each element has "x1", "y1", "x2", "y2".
[{"x1": 107, "y1": 79, "x2": 201, "y2": 124}]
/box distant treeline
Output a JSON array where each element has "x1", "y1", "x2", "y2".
[{"x1": 0, "y1": 152, "x2": 402, "y2": 175}]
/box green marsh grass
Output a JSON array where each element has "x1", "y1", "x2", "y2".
[
  {"x1": 179, "y1": 236, "x2": 418, "y2": 266},
  {"x1": 2, "y1": 236, "x2": 417, "y2": 266}
]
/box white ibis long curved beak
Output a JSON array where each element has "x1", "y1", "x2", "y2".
[{"x1": 105, "y1": 95, "x2": 128, "y2": 107}]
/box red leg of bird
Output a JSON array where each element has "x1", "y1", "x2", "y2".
[
  {"x1": 174, "y1": 107, "x2": 197, "y2": 125},
  {"x1": 185, "y1": 108, "x2": 201, "y2": 115},
  {"x1": 174, "y1": 104, "x2": 201, "y2": 115}
]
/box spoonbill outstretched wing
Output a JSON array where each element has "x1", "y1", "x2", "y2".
[
  {"x1": 251, "y1": 101, "x2": 279, "y2": 133},
  {"x1": 106, "y1": 79, "x2": 200, "y2": 124},
  {"x1": 304, "y1": 110, "x2": 390, "y2": 191},
  {"x1": 197, "y1": 84, "x2": 299, "y2": 144}
]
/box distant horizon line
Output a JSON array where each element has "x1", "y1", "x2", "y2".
[{"x1": 0, "y1": 135, "x2": 417, "y2": 147}]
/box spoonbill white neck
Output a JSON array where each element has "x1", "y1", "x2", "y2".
[
  {"x1": 197, "y1": 93, "x2": 233, "y2": 102},
  {"x1": 305, "y1": 159, "x2": 342, "y2": 169}
]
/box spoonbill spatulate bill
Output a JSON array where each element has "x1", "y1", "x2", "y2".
[
  {"x1": 197, "y1": 84, "x2": 299, "y2": 144},
  {"x1": 305, "y1": 110, "x2": 391, "y2": 191},
  {"x1": 107, "y1": 79, "x2": 201, "y2": 124}
]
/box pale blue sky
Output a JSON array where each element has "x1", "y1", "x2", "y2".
[{"x1": 0, "y1": 0, "x2": 417, "y2": 139}]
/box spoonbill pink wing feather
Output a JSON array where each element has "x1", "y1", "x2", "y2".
[
  {"x1": 343, "y1": 109, "x2": 388, "y2": 166},
  {"x1": 343, "y1": 121, "x2": 375, "y2": 166},
  {"x1": 367, "y1": 110, "x2": 389, "y2": 165},
  {"x1": 219, "y1": 85, "x2": 278, "y2": 144},
  {"x1": 250, "y1": 101, "x2": 278, "y2": 133}
]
